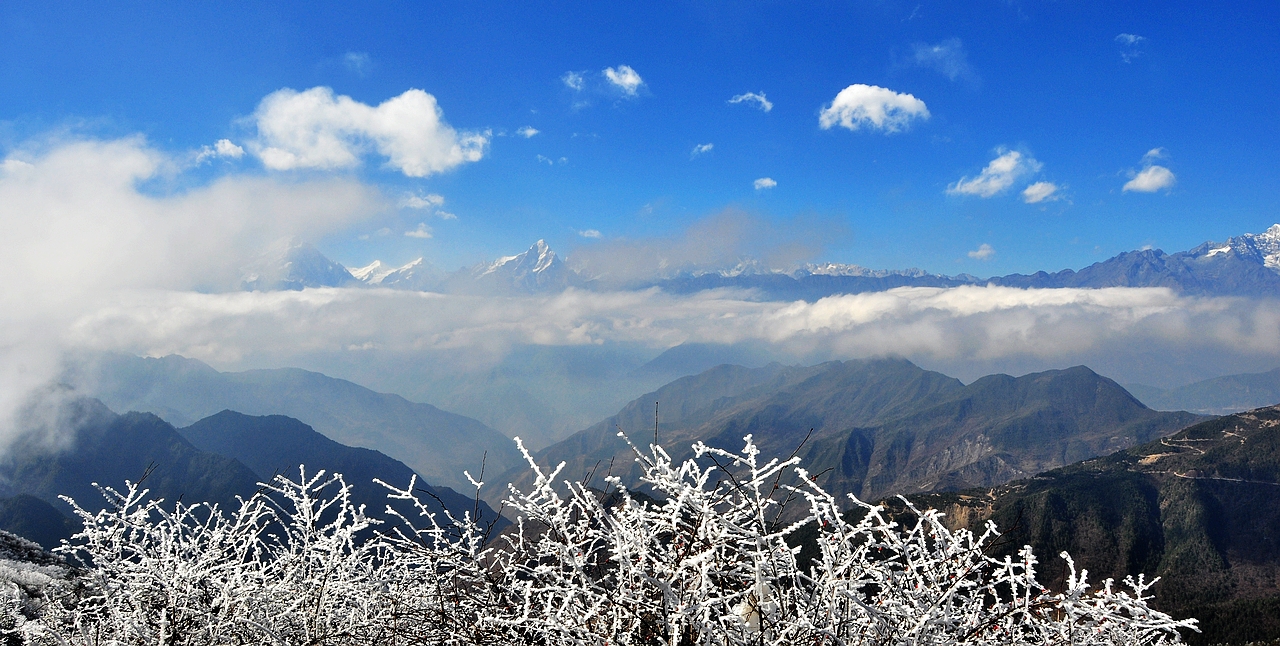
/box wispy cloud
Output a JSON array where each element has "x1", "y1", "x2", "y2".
[
  {"x1": 194, "y1": 139, "x2": 245, "y2": 164},
  {"x1": 818, "y1": 84, "x2": 929, "y2": 133},
  {"x1": 398, "y1": 192, "x2": 456, "y2": 219},
  {"x1": 516, "y1": 126, "x2": 540, "y2": 138},
  {"x1": 691, "y1": 143, "x2": 714, "y2": 158},
  {"x1": 343, "y1": 51, "x2": 372, "y2": 76},
  {"x1": 1022, "y1": 181, "x2": 1061, "y2": 204},
  {"x1": 753, "y1": 177, "x2": 777, "y2": 190},
  {"x1": 1115, "y1": 33, "x2": 1147, "y2": 63},
  {"x1": 603, "y1": 65, "x2": 645, "y2": 97},
  {"x1": 561, "y1": 71, "x2": 585, "y2": 91},
  {"x1": 578, "y1": 229, "x2": 602, "y2": 239},
  {"x1": 250, "y1": 87, "x2": 488, "y2": 177},
  {"x1": 404, "y1": 223, "x2": 433, "y2": 238},
  {"x1": 1123, "y1": 148, "x2": 1176, "y2": 193},
  {"x1": 947, "y1": 149, "x2": 1042, "y2": 198},
  {"x1": 910, "y1": 38, "x2": 978, "y2": 83},
  {"x1": 728, "y1": 92, "x2": 772, "y2": 112}
]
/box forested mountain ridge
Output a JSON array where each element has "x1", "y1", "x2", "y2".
[
  {"x1": 492, "y1": 359, "x2": 1201, "y2": 508},
  {"x1": 917, "y1": 404, "x2": 1280, "y2": 645}
]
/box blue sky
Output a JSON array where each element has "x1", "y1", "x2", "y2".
[{"x1": 3, "y1": 0, "x2": 1278, "y2": 275}]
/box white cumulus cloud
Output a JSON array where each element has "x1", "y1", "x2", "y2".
[
  {"x1": 947, "y1": 149, "x2": 1042, "y2": 198},
  {"x1": 1022, "y1": 181, "x2": 1061, "y2": 204},
  {"x1": 195, "y1": 139, "x2": 245, "y2": 163},
  {"x1": 1123, "y1": 148, "x2": 1176, "y2": 193},
  {"x1": 603, "y1": 65, "x2": 644, "y2": 96},
  {"x1": 1124, "y1": 166, "x2": 1176, "y2": 193},
  {"x1": 251, "y1": 86, "x2": 488, "y2": 177},
  {"x1": 404, "y1": 223, "x2": 433, "y2": 238},
  {"x1": 691, "y1": 143, "x2": 713, "y2": 158},
  {"x1": 818, "y1": 84, "x2": 929, "y2": 133},
  {"x1": 728, "y1": 92, "x2": 773, "y2": 112},
  {"x1": 967, "y1": 243, "x2": 995, "y2": 260},
  {"x1": 517, "y1": 126, "x2": 540, "y2": 138},
  {"x1": 754, "y1": 177, "x2": 777, "y2": 190}
]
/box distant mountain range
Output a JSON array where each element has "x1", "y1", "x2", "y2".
[
  {"x1": 487, "y1": 359, "x2": 1203, "y2": 508},
  {"x1": 245, "y1": 224, "x2": 1280, "y2": 299},
  {"x1": 919, "y1": 403, "x2": 1280, "y2": 645},
  {"x1": 0, "y1": 399, "x2": 501, "y2": 549},
  {"x1": 62, "y1": 353, "x2": 522, "y2": 492},
  {"x1": 1127, "y1": 367, "x2": 1280, "y2": 415}
]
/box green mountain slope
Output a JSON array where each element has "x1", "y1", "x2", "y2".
[
  {"x1": 922, "y1": 404, "x2": 1280, "y2": 645},
  {"x1": 66, "y1": 352, "x2": 521, "y2": 491}
]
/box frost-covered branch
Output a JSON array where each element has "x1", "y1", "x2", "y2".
[{"x1": 7, "y1": 435, "x2": 1195, "y2": 645}]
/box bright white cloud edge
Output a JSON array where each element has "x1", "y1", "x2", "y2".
[
  {"x1": 251, "y1": 86, "x2": 488, "y2": 177},
  {"x1": 818, "y1": 84, "x2": 929, "y2": 133}
]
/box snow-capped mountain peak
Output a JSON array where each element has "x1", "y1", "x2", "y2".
[
  {"x1": 1190, "y1": 223, "x2": 1280, "y2": 271},
  {"x1": 240, "y1": 237, "x2": 356, "y2": 291},
  {"x1": 464, "y1": 240, "x2": 581, "y2": 293}
]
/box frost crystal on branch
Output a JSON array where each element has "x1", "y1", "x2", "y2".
[{"x1": 9, "y1": 436, "x2": 1195, "y2": 645}]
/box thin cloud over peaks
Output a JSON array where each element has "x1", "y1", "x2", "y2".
[
  {"x1": 819, "y1": 84, "x2": 929, "y2": 133},
  {"x1": 947, "y1": 149, "x2": 1042, "y2": 198},
  {"x1": 968, "y1": 243, "x2": 995, "y2": 260},
  {"x1": 1123, "y1": 148, "x2": 1176, "y2": 193},
  {"x1": 578, "y1": 229, "x2": 602, "y2": 238},
  {"x1": 729, "y1": 92, "x2": 773, "y2": 112},
  {"x1": 404, "y1": 223, "x2": 433, "y2": 238},
  {"x1": 911, "y1": 38, "x2": 978, "y2": 83},
  {"x1": 398, "y1": 192, "x2": 456, "y2": 219},
  {"x1": 250, "y1": 87, "x2": 488, "y2": 177},
  {"x1": 603, "y1": 65, "x2": 645, "y2": 96}
]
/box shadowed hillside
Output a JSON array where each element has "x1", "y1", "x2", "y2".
[
  {"x1": 917, "y1": 404, "x2": 1280, "y2": 645},
  {"x1": 492, "y1": 359, "x2": 1201, "y2": 508}
]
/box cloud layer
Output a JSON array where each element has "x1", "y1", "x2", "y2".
[
  {"x1": 0, "y1": 137, "x2": 384, "y2": 448},
  {"x1": 251, "y1": 87, "x2": 488, "y2": 177},
  {"x1": 64, "y1": 286, "x2": 1280, "y2": 390},
  {"x1": 819, "y1": 84, "x2": 929, "y2": 133}
]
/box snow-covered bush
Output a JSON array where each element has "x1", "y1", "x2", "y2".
[{"x1": 10, "y1": 435, "x2": 1195, "y2": 645}]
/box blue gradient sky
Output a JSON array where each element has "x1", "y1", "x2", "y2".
[{"x1": 3, "y1": 0, "x2": 1277, "y2": 274}]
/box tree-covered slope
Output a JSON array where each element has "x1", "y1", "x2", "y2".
[
  {"x1": 920, "y1": 404, "x2": 1280, "y2": 645},
  {"x1": 504, "y1": 360, "x2": 1197, "y2": 508}
]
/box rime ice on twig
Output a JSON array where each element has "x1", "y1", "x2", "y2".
[{"x1": 12, "y1": 436, "x2": 1194, "y2": 645}]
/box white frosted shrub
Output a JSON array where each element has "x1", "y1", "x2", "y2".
[{"x1": 8, "y1": 434, "x2": 1195, "y2": 645}]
